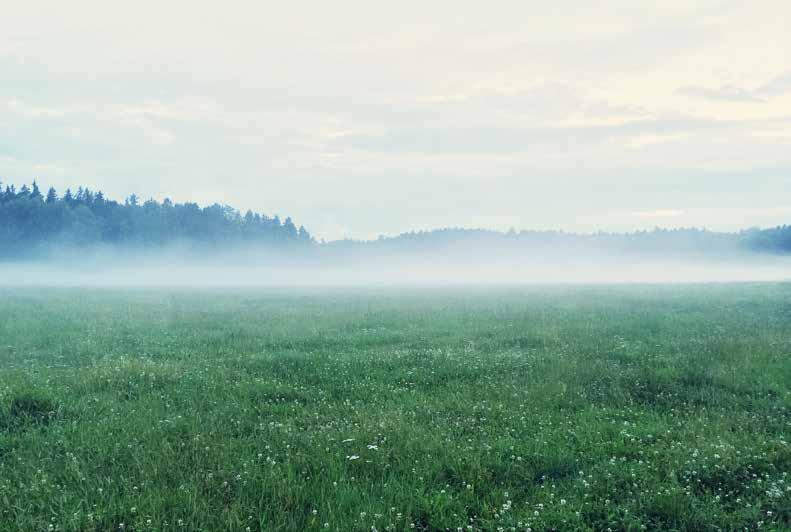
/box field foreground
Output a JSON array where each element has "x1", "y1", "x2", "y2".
[{"x1": 0, "y1": 285, "x2": 789, "y2": 531}]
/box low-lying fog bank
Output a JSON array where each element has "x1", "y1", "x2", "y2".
[{"x1": 1, "y1": 244, "x2": 789, "y2": 287}]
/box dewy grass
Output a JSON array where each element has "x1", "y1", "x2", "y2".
[{"x1": 0, "y1": 284, "x2": 789, "y2": 531}]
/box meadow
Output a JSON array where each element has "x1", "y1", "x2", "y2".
[{"x1": 0, "y1": 284, "x2": 789, "y2": 531}]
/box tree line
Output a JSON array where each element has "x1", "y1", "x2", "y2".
[
  {"x1": 0, "y1": 181, "x2": 312, "y2": 257},
  {"x1": 745, "y1": 224, "x2": 791, "y2": 253},
  {"x1": 1, "y1": 180, "x2": 789, "y2": 258},
  {"x1": 330, "y1": 226, "x2": 791, "y2": 256}
]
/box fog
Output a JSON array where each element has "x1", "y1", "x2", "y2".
[{"x1": 1, "y1": 242, "x2": 789, "y2": 288}]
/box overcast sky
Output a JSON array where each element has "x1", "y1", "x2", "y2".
[{"x1": 2, "y1": 1, "x2": 790, "y2": 240}]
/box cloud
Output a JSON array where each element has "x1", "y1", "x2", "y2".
[
  {"x1": 677, "y1": 86, "x2": 765, "y2": 103},
  {"x1": 758, "y1": 71, "x2": 791, "y2": 97},
  {"x1": 324, "y1": 116, "x2": 767, "y2": 155},
  {"x1": 112, "y1": 98, "x2": 219, "y2": 123},
  {"x1": 678, "y1": 70, "x2": 791, "y2": 102},
  {"x1": 2, "y1": 99, "x2": 76, "y2": 118},
  {"x1": 629, "y1": 209, "x2": 685, "y2": 219}
]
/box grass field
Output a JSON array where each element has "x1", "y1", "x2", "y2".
[{"x1": 0, "y1": 285, "x2": 789, "y2": 531}]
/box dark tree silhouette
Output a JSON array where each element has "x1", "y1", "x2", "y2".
[
  {"x1": 0, "y1": 181, "x2": 314, "y2": 258},
  {"x1": 31, "y1": 181, "x2": 43, "y2": 201}
]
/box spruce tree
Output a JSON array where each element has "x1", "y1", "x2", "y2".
[{"x1": 31, "y1": 181, "x2": 43, "y2": 201}]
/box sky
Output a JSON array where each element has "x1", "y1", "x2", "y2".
[{"x1": 2, "y1": 0, "x2": 790, "y2": 240}]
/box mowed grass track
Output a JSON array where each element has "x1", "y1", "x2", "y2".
[{"x1": 0, "y1": 285, "x2": 789, "y2": 531}]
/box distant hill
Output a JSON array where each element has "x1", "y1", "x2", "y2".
[{"x1": 328, "y1": 226, "x2": 791, "y2": 257}]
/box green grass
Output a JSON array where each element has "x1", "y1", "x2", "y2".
[{"x1": 0, "y1": 284, "x2": 789, "y2": 531}]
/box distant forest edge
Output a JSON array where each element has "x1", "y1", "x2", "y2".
[
  {"x1": 1, "y1": 181, "x2": 790, "y2": 258},
  {"x1": 0, "y1": 181, "x2": 313, "y2": 257}
]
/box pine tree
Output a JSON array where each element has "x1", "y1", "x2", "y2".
[
  {"x1": 31, "y1": 181, "x2": 43, "y2": 201},
  {"x1": 283, "y1": 217, "x2": 298, "y2": 239}
]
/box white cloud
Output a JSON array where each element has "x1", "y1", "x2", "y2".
[{"x1": 629, "y1": 210, "x2": 686, "y2": 219}]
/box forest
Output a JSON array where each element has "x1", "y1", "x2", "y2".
[
  {"x1": 0, "y1": 181, "x2": 313, "y2": 257},
  {"x1": 332, "y1": 224, "x2": 791, "y2": 257},
  {"x1": 1, "y1": 181, "x2": 789, "y2": 258}
]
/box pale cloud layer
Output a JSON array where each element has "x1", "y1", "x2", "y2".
[{"x1": 1, "y1": 0, "x2": 790, "y2": 239}]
